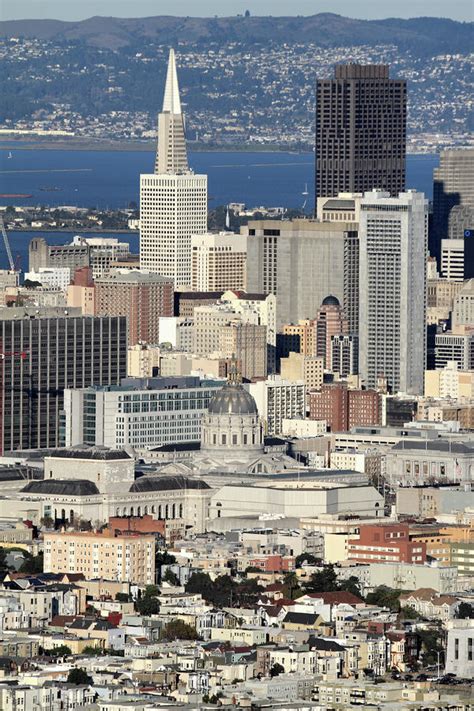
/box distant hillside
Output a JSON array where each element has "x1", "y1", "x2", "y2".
[{"x1": 0, "y1": 13, "x2": 471, "y2": 54}]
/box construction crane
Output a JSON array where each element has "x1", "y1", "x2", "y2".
[{"x1": 0, "y1": 214, "x2": 15, "y2": 273}]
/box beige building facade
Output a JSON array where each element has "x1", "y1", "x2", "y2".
[
  {"x1": 44, "y1": 529, "x2": 156, "y2": 586},
  {"x1": 280, "y1": 351, "x2": 324, "y2": 390},
  {"x1": 191, "y1": 232, "x2": 247, "y2": 292}
]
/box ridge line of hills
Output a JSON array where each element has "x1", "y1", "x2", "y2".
[{"x1": 0, "y1": 13, "x2": 472, "y2": 54}]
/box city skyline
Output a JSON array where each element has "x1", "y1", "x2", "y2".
[{"x1": 0, "y1": 7, "x2": 473, "y2": 706}]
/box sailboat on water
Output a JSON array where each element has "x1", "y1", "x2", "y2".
[{"x1": 301, "y1": 182, "x2": 308, "y2": 210}]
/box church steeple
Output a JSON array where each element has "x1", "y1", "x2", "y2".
[{"x1": 155, "y1": 48, "x2": 189, "y2": 175}]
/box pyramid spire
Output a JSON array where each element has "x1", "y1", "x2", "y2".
[
  {"x1": 155, "y1": 48, "x2": 188, "y2": 174},
  {"x1": 162, "y1": 48, "x2": 182, "y2": 114}
]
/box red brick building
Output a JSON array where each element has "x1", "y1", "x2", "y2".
[
  {"x1": 95, "y1": 271, "x2": 173, "y2": 345},
  {"x1": 348, "y1": 523, "x2": 426, "y2": 565},
  {"x1": 108, "y1": 514, "x2": 166, "y2": 537},
  {"x1": 245, "y1": 554, "x2": 295, "y2": 573},
  {"x1": 308, "y1": 383, "x2": 380, "y2": 432}
]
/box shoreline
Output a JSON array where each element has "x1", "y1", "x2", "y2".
[
  {"x1": 0, "y1": 137, "x2": 444, "y2": 156},
  {"x1": 8, "y1": 228, "x2": 139, "y2": 234}
]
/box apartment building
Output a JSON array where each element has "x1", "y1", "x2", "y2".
[
  {"x1": 191, "y1": 232, "x2": 247, "y2": 291},
  {"x1": 44, "y1": 529, "x2": 156, "y2": 586}
]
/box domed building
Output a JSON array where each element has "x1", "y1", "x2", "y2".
[
  {"x1": 201, "y1": 364, "x2": 263, "y2": 457},
  {"x1": 155, "y1": 362, "x2": 302, "y2": 478}
]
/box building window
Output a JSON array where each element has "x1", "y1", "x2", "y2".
[{"x1": 455, "y1": 638, "x2": 459, "y2": 660}]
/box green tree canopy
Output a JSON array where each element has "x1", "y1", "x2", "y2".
[
  {"x1": 456, "y1": 602, "x2": 474, "y2": 619},
  {"x1": 365, "y1": 586, "x2": 403, "y2": 612},
  {"x1": 135, "y1": 596, "x2": 160, "y2": 616},
  {"x1": 18, "y1": 551, "x2": 44, "y2": 574},
  {"x1": 162, "y1": 568, "x2": 180, "y2": 586},
  {"x1": 305, "y1": 564, "x2": 339, "y2": 593},
  {"x1": 48, "y1": 645, "x2": 72, "y2": 657},
  {"x1": 270, "y1": 662, "x2": 285, "y2": 677},
  {"x1": 67, "y1": 668, "x2": 93, "y2": 685},
  {"x1": 160, "y1": 619, "x2": 199, "y2": 641}
]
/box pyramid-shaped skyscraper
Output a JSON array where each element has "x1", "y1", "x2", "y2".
[{"x1": 140, "y1": 49, "x2": 207, "y2": 287}]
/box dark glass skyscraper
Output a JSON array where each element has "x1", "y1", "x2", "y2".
[
  {"x1": 315, "y1": 64, "x2": 406, "y2": 200},
  {"x1": 431, "y1": 148, "x2": 474, "y2": 265},
  {"x1": 0, "y1": 308, "x2": 127, "y2": 453}
]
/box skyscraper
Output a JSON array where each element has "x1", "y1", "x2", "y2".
[
  {"x1": 315, "y1": 64, "x2": 406, "y2": 200},
  {"x1": 431, "y1": 148, "x2": 474, "y2": 264},
  {"x1": 0, "y1": 308, "x2": 127, "y2": 453},
  {"x1": 140, "y1": 49, "x2": 207, "y2": 287},
  {"x1": 244, "y1": 219, "x2": 359, "y2": 330},
  {"x1": 315, "y1": 295, "x2": 348, "y2": 368},
  {"x1": 359, "y1": 190, "x2": 428, "y2": 395}
]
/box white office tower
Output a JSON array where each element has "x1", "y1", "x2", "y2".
[
  {"x1": 140, "y1": 49, "x2": 207, "y2": 287},
  {"x1": 359, "y1": 190, "x2": 428, "y2": 395}
]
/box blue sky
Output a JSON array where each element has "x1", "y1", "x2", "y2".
[{"x1": 2, "y1": 0, "x2": 473, "y2": 21}]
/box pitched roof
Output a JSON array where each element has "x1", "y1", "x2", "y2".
[
  {"x1": 308, "y1": 637, "x2": 346, "y2": 652},
  {"x1": 283, "y1": 611, "x2": 318, "y2": 625},
  {"x1": 309, "y1": 591, "x2": 364, "y2": 606},
  {"x1": 400, "y1": 588, "x2": 437, "y2": 602},
  {"x1": 49, "y1": 615, "x2": 76, "y2": 628}
]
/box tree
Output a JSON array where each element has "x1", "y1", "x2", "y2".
[
  {"x1": 401, "y1": 606, "x2": 422, "y2": 620},
  {"x1": 160, "y1": 619, "x2": 199, "y2": 641},
  {"x1": 82, "y1": 645, "x2": 103, "y2": 655},
  {"x1": 418, "y1": 626, "x2": 444, "y2": 666},
  {"x1": 162, "y1": 568, "x2": 180, "y2": 586},
  {"x1": 365, "y1": 586, "x2": 402, "y2": 612},
  {"x1": 135, "y1": 596, "x2": 160, "y2": 616},
  {"x1": 282, "y1": 572, "x2": 300, "y2": 600},
  {"x1": 338, "y1": 576, "x2": 362, "y2": 598},
  {"x1": 456, "y1": 602, "x2": 474, "y2": 619},
  {"x1": 155, "y1": 549, "x2": 177, "y2": 580},
  {"x1": 67, "y1": 668, "x2": 93, "y2": 685},
  {"x1": 115, "y1": 592, "x2": 131, "y2": 603},
  {"x1": 40, "y1": 515, "x2": 54, "y2": 529},
  {"x1": 295, "y1": 553, "x2": 321, "y2": 568},
  {"x1": 48, "y1": 645, "x2": 72, "y2": 657},
  {"x1": 186, "y1": 572, "x2": 215, "y2": 599},
  {"x1": 143, "y1": 584, "x2": 160, "y2": 598},
  {"x1": 0, "y1": 547, "x2": 9, "y2": 572},
  {"x1": 305, "y1": 564, "x2": 339, "y2": 593},
  {"x1": 18, "y1": 551, "x2": 43, "y2": 574},
  {"x1": 270, "y1": 662, "x2": 285, "y2": 677}
]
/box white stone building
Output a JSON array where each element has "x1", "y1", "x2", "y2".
[
  {"x1": 359, "y1": 190, "x2": 428, "y2": 394},
  {"x1": 140, "y1": 49, "x2": 207, "y2": 287}
]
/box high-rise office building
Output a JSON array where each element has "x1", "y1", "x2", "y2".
[
  {"x1": 315, "y1": 64, "x2": 406, "y2": 200},
  {"x1": 0, "y1": 308, "x2": 127, "y2": 453},
  {"x1": 244, "y1": 219, "x2": 359, "y2": 330},
  {"x1": 331, "y1": 334, "x2": 359, "y2": 377},
  {"x1": 140, "y1": 49, "x2": 207, "y2": 287},
  {"x1": 94, "y1": 270, "x2": 174, "y2": 346},
  {"x1": 359, "y1": 190, "x2": 428, "y2": 395},
  {"x1": 431, "y1": 148, "x2": 474, "y2": 263},
  {"x1": 315, "y1": 295, "x2": 348, "y2": 367},
  {"x1": 191, "y1": 232, "x2": 247, "y2": 292}
]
